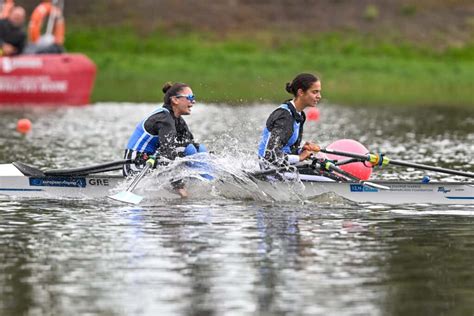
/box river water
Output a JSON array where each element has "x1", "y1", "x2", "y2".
[{"x1": 0, "y1": 103, "x2": 473, "y2": 315}]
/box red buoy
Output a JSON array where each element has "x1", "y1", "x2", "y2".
[
  {"x1": 16, "y1": 118, "x2": 32, "y2": 134},
  {"x1": 306, "y1": 107, "x2": 320, "y2": 121},
  {"x1": 326, "y1": 139, "x2": 372, "y2": 180}
]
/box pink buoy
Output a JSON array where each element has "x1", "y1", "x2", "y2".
[
  {"x1": 326, "y1": 139, "x2": 372, "y2": 180},
  {"x1": 306, "y1": 107, "x2": 320, "y2": 121}
]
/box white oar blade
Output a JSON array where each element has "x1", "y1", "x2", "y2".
[{"x1": 108, "y1": 191, "x2": 144, "y2": 205}]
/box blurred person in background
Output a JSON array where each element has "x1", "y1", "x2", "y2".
[
  {"x1": 0, "y1": 0, "x2": 14, "y2": 19},
  {"x1": 0, "y1": 5, "x2": 26, "y2": 56}
]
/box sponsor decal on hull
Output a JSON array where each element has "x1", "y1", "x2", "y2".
[
  {"x1": 350, "y1": 184, "x2": 379, "y2": 192},
  {"x1": 88, "y1": 178, "x2": 110, "y2": 186},
  {"x1": 30, "y1": 177, "x2": 87, "y2": 188},
  {"x1": 437, "y1": 187, "x2": 451, "y2": 193}
]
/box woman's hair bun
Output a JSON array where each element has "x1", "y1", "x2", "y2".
[
  {"x1": 162, "y1": 82, "x2": 173, "y2": 94},
  {"x1": 285, "y1": 82, "x2": 293, "y2": 94},
  {"x1": 286, "y1": 73, "x2": 318, "y2": 96}
]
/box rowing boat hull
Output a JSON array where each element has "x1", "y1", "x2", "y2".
[
  {"x1": 1, "y1": 163, "x2": 473, "y2": 204},
  {"x1": 0, "y1": 173, "x2": 123, "y2": 199},
  {"x1": 0, "y1": 163, "x2": 122, "y2": 199},
  {"x1": 247, "y1": 179, "x2": 474, "y2": 205}
]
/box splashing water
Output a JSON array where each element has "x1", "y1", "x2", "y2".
[{"x1": 110, "y1": 152, "x2": 314, "y2": 203}]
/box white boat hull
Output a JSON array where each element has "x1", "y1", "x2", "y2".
[
  {"x1": 0, "y1": 163, "x2": 123, "y2": 199},
  {"x1": 1, "y1": 163, "x2": 473, "y2": 205},
  {"x1": 249, "y1": 178, "x2": 474, "y2": 205}
]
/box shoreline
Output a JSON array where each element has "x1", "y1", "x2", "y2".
[{"x1": 66, "y1": 28, "x2": 474, "y2": 108}]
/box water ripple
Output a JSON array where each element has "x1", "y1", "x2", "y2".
[{"x1": 0, "y1": 103, "x2": 473, "y2": 315}]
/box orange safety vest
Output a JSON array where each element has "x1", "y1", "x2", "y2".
[
  {"x1": 0, "y1": 0, "x2": 14, "y2": 19},
  {"x1": 28, "y1": 2, "x2": 65, "y2": 45}
]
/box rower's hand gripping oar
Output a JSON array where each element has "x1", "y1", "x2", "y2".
[
  {"x1": 246, "y1": 158, "x2": 389, "y2": 190},
  {"x1": 312, "y1": 158, "x2": 390, "y2": 190},
  {"x1": 108, "y1": 156, "x2": 157, "y2": 204},
  {"x1": 320, "y1": 148, "x2": 474, "y2": 179}
]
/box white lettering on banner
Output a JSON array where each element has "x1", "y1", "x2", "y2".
[
  {"x1": 0, "y1": 76, "x2": 68, "y2": 93},
  {"x1": 2, "y1": 57, "x2": 43, "y2": 73}
]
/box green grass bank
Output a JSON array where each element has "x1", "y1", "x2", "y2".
[{"x1": 66, "y1": 28, "x2": 474, "y2": 107}]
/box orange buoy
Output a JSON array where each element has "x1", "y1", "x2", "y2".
[{"x1": 16, "y1": 118, "x2": 32, "y2": 134}]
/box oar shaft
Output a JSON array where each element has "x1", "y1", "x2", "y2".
[
  {"x1": 389, "y1": 159, "x2": 474, "y2": 178},
  {"x1": 248, "y1": 164, "x2": 304, "y2": 178},
  {"x1": 108, "y1": 156, "x2": 158, "y2": 204},
  {"x1": 320, "y1": 148, "x2": 367, "y2": 160},
  {"x1": 127, "y1": 161, "x2": 152, "y2": 192},
  {"x1": 44, "y1": 159, "x2": 132, "y2": 176},
  {"x1": 320, "y1": 148, "x2": 474, "y2": 178}
]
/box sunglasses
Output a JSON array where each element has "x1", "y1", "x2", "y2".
[{"x1": 175, "y1": 94, "x2": 196, "y2": 102}]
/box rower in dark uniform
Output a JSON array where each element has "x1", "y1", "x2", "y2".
[
  {"x1": 123, "y1": 82, "x2": 209, "y2": 198},
  {"x1": 258, "y1": 73, "x2": 322, "y2": 170}
]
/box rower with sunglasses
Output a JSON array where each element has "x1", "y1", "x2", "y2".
[{"x1": 123, "y1": 82, "x2": 208, "y2": 198}]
